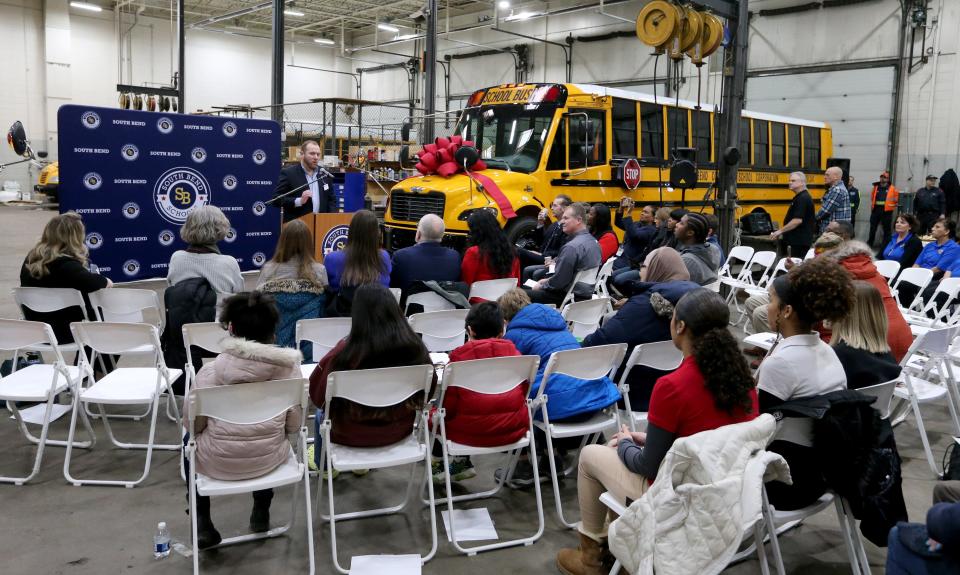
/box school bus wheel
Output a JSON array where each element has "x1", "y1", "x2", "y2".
[{"x1": 505, "y1": 215, "x2": 539, "y2": 249}]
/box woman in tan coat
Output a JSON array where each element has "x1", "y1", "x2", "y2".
[{"x1": 187, "y1": 291, "x2": 302, "y2": 549}]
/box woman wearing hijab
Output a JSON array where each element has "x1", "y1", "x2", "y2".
[{"x1": 582, "y1": 247, "x2": 701, "y2": 411}]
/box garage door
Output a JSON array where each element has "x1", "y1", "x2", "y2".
[{"x1": 746, "y1": 67, "x2": 895, "y2": 203}]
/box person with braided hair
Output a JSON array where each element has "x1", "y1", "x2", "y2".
[
  {"x1": 556, "y1": 289, "x2": 757, "y2": 575},
  {"x1": 758, "y1": 257, "x2": 854, "y2": 510}
]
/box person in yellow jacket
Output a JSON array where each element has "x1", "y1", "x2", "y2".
[{"x1": 868, "y1": 171, "x2": 898, "y2": 248}]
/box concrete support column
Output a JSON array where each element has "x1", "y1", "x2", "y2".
[{"x1": 44, "y1": 0, "x2": 72, "y2": 160}]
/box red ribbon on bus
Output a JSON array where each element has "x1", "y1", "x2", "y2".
[{"x1": 414, "y1": 136, "x2": 516, "y2": 219}]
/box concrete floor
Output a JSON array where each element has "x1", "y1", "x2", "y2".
[{"x1": 0, "y1": 204, "x2": 953, "y2": 574}]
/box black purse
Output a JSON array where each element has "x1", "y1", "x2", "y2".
[{"x1": 941, "y1": 441, "x2": 960, "y2": 480}]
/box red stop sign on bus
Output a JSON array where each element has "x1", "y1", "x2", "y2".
[{"x1": 622, "y1": 158, "x2": 641, "y2": 190}]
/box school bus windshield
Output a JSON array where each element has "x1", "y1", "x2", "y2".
[{"x1": 453, "y1": 106, "x2": 554, "y2": 173}]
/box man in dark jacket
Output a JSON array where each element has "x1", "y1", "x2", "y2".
[
  {"x1": 941, "y1": 169, "x2": 960, "y2": 220},
  {"x1": 272, "y1": 140, "x2": 337, "y2": 222},
  {"x1": 916, "y1": 174, "x2": 947, "y2": 234},
  {"x1": 390, "y1": 214, "x2": 460, "y2": 290},
  {"x1": 847, "y1": 176, "x2": 861, "y2": 233},
  {"x1": 520, "y1": 194, "x2": 572, "y2": 282},
  {"x1": 613, "y1": 200, "x2": 656, "y2": 270},
  {"x1": 162, "y1": 276, "x2": 217, "y2": 394}
]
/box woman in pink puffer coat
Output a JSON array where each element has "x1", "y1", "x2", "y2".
[{"x1": 185, "y1": 291, "x2": 302, "y2": 550}]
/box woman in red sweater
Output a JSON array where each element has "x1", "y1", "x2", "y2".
[
  {"x1": 433, "y1": 301, "x2": 528, "y2": 483},
  {"x1": 461, "y1": 209, "x2": 520, "y2": 288},
  {"x1": 588, "y1": 203, "x2": 619, "y2": 262}
]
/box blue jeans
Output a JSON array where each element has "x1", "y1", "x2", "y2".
[
  {"x1": 886, "y1": 524, "x2": 960, "y2": 575},
  {"x1": 313, "y1": 408, "x2": 324, "y2": 468}
]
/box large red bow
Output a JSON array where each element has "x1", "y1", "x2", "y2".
[{"x1": 415, "y1": 135, "x2": 487, "y2": 177}]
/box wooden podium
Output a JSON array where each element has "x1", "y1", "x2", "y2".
[{"x1": 298, "y1": 212, "x2": 353, "y2": 263}]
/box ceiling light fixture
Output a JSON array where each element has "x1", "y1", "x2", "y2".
[
  {"x1": 70, "y1": 1, "x2": 102, "y2": 11},
  {"x1": 314, "y1": 37, "x2": 335, "y2": 44},
  {"x1": 377, "y1": 23, "x2": 400, "y2": 32},
  {"x1": 498, "y1": 0, "x2": 510, "y2": 9},
  {"x1": 505, "y1": 10, "x2": 539, "y2": 21},
  {"x1": 284, "y1": 9, "x2": 304, "y2": 16}
]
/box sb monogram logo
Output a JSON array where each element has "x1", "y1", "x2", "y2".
[{"x1": 174, "y1": 187, "x2": 191, "y2": 204}]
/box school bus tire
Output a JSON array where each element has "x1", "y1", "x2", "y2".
[{"x1": 505, "y1": 215, "x2": 539, "y2": 248}]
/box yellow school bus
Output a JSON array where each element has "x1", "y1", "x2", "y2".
[{"x1": 383, "y1": 83, "x2": 834, "y2": 248}]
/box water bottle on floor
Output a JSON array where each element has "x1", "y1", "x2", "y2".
[{"x1": 154, "y1": 521, "x2": 171, "y2": 559}]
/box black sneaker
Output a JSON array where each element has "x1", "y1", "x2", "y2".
[
  {"x1": 197, "y1": 516, "x2": 222, "y2": 549},
  {"x1": 249, "y1": 504, "x2": 270, "y2": 533}
]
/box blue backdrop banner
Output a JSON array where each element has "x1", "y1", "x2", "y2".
[{"x1": 58, "y1": 105, "x2": 281, "y2": 282}]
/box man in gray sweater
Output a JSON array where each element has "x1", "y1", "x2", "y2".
[
  {"x1": 527, "y1": 203, "x2": 601, "y2": 305},
  {"x1": 675, "y1": 212, "x2": 721, "y2": 286}
]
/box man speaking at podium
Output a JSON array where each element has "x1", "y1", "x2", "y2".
[{"x1": 273, "y1": 140, "x2": 337, "y2": 222}]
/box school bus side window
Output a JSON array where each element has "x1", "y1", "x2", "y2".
[
  {"x1": 666, "y1": 106, "x2": 689, "y2": 154},
  {"x1": 641, "y1": 103, "x2": 664, "y2": 161},
  {"x1": 568, "y1": 110, "x2": 606, "y2": 169},
  {"x1": 788, "y1": 125, "x2": 802, "y2": 167},
  {"x1": 803, "y1": 126, "x2": 821, "y2": 169},
  {"x1": 612, "y1": 98, "x2": 637, "y2": 157},
  {"x1": 693, "y1": 110, "x2": 711, "y2": 164},
  {"x1": 546, "y1": 116, "x2": 567, "y2": 171},
  {"x1": 754, "y1": 121, "x2": 770, "y2": 167},
  {"x1": 771, "y1": 123, "x2": 786, "y2": 168},
  {"x1": 739, "y1": 118, "x2": 752, "y2": 166}
]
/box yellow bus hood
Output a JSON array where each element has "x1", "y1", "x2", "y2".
[{"x1": 391, "y1": 169, "x2": 541, "y2": 224}]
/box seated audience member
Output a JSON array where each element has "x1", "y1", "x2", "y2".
[
  {"x1": 498, "y1": 288, "x2": 620, "y2": 484},
  {"x1": 826, "y1": 219, "x2": 855, "y2": 242},
  {"x1": 704, "y1": 213, "x2": 726, "y2": 264},
  {"x1": 880, "y1": 214, "x2": 923, "y2": 270},
  {"x1": 758, "y1": 258, "x2": 853, "y2": 511},
  {"x1": 887, "y1": 501, "x2": 960, "y2": 574},
  {"x1": 432, "y1": 302, "x2": 526, "y2": 483},
  {"x1": 674, "y1": 212, "x2": 721, "y2": 286},
  {"x1": 898, "y1": 218, "x2": 960, "y2": 308},
  {"x1": 830, "y1": 280, "x2": 902, "y2": 389},
  {"x1": 390, "y1": 213, "x2": 460, "y2": 291},
  {"x1": 20, "y1": 212, "x2": 112, "y2": 344},
  {"x1": 662, "y1": 208, "x2": 687, "y2": 250},
  {"x1": 460, "y1": 209, "x2": 520, "y2": 290},
  {"x1": 646, "y1": 207, "x2": 673, "y2": 252},
  {"x1": 526, "y1": 203, "x2": 601, "y2": 306},
  {"x1": 186, "y1": 291, "x2": 302, "y2": 549},
  {"x1": 825, "y1": 239, "x2": 912, "y2": 361},
  {"x1": 613, "y1": 200, "x2": 656, "y2": 271},
  {"x1": 167, "y1": 205, "x2": 244, "y2": 295},
  {"x1": 257, "y1": 219, "x2": 329, "y2": 351},
  {"x1": 519, "y1": 194, "x2": 572, "y2": 281},
  {"x1": 323, "y1": 210, "x2": 391, "y2": 315},
  {"x1": 309, "y1": 284, "x2": 433, "y2": 448},
  {"x1": 582, "y1": 247, "x2": 700, "y2": 411},
  {"x1": 587, "y1": 203, "x2": 619, "y2": 263},
  {"x1": 556, "y1": 289, "x2": 758, "y2": 574}
]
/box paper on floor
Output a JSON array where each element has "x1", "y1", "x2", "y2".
[
  {"x1": 350, "y1": 554, "x2": 421, "y2": 574},
  {"x1": 441, "y1": 508, "x2": 499, "y2": 542},
  {"x1": 9, "y1": 403, "x2": 72, "y2": 425}
]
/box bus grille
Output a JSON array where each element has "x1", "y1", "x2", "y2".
[{"x1": 390, "y1": 191, "x2": 445, "y2": 222}]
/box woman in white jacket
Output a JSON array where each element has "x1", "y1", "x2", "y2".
[
  {"x1": 186, "y1": 291, "x2": 302, "y2": 549},
  {"x1": 556, "y1": 289, "x2": 758, "y2": 575}
]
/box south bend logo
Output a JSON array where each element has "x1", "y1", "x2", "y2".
[
  {"x1": 223, "y1": 175, "x2": 238, "y2": 191},
  {"x1": 191, "y1": 147, "x2": 207, "y2": 163},
  {"x1": 83, "y1": 172, "x2": 103, "y2": 190},
  {"x1": 157, "y1": 117, "x2": 174, "y2": 134},
  {"x1": 252, "y1": 149, "x2": 267, "y2": 165},
  {"x1": 322, "y1": 224, "x2": 349, "y2": 255},
  {"x1": 85, "y1": 232, "x2": 103, "y2": 250},
  {"x1": 81, "y1": 111, "x2": 101, "y2": 130},
  {"x1": 222, "y1": 122, "x2": 238, "y2": 137},
  {"x1": 121, "y1": 144, "x2": 139, "y2": 161},
  {"x1": 158, "y1": 229, "x2": 175, "y2": 246},
  {"x1": 153, "y1": 166, "x2": 211, "y2": 225}
]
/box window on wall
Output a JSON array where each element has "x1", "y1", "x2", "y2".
[
  {"x1": 666, "y1": 106, "x2": 689, "y2": 154},
  {"x1": 568, "y1": 109, "x2": 606, "y2": 169},
  {"x1": 754, "y1": 121, "x2": 769, "y2": 167},
  {"x1": 612, "y1": 98, "x2": 638, "y2": 157},
  {"x1": 803, "y1": 126, "x2": 821, "y2": 169},
  {"x1": 788, "y1": 125, "x2": 801, "y2": 167},
  {"x1": 739, "y1": 118, "x2": 751, "y2": 166},
  {"x1": 693, "y1": 110, "x2": 712, "y2": 164},
  {"x1": 640, "y1": 103, "x2": 664, "y2": 160},
  {"x1": 771, "y1": 123, "x2": 786, "y2": 167}
]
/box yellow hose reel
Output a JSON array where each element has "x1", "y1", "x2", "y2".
[{"x1": 636, "y1": 1, "x2": 724, "y2": 65}]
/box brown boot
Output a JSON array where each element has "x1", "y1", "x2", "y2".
[{"x1": 556, "y1": 532, "x2": 606, "y2": 575}]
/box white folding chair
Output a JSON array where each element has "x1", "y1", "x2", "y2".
[
  {"x1": 874, "y1": 259, "x2": 901, "y2": 285},
  {"x1": 296, "y1": 317, "x2": 352, "y2": 370},
  {"x1": 468, "y1": 278, "x2": 518, "y2": 302},
  {"x1": 0, "y1": 319, "x2": 94, "y2": 485},
  {"x1": 717, "y1": 245, "x2": 755, "y2": 282},
  {"x1": 63, "y1": 322, "x2": 183, "y2": 487},
  {"x1": 12, "y1": 287, "x2": 91, "y2": 360},
  {"x1": 405, "y1": 291, "x2": 456, "y2": 315},
  {"x1": 433, "y1": 355, "x2": 544, "y2": 554},
  {"x1": 904, "y1": 277, "x2": 960, "y2": 330},
  {"x1": 533, "y1": 344, "x2": 627, "y2": 528},
  {"x1": 389, "y1": 287, "x2": 402, "y2": 304},
  {"x1": 559, "y1": 266, "x2": 601, "y2": 309},
  {"x1": 895, "y1": 326, "x2": 960, "y2": 476},
  {"x1": 187, "y1": 378, "x2": 314, "y2": 575},
  {"x1": 318, "y1": 364, "x2": 437, "y2": 573},
  {"x1": 803, "y1": 248, "x2": 815, "y2": 261},
  {"x1": 857, "y1": 377, "x2": 899, "y2": 420},
  {"x1": 760, "y1": 490, "x2": 870, "y2": 575},
  {"x1": 181, "y1": 322, "x2": 231, "y2": 400},
  {"x1": 409, "y1": 309, "x2": 469, "y2": 352},
  {"x1": 724, "y1": 251, "x2": 777, "y2": 325},
  {"x1": 593, "y1": 258, "x2": 617, "y2": 301},
  {"x1": 561, "y1": 297, "x2": 611, "y2": 340},
  {"x1": 617, "y1": 341, "x2": 683, "y2": 433},
  {"x1": 892, "y1": 267, "x2": 934, "y2": 311}
]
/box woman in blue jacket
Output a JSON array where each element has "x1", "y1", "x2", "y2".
[
  {"x1": 887, "y1": 501, "x2": 960, "y2": 574},
  {"x1": 583, "y1": 247, "x2": 701, "y2": 411},
  {"x1": 497, "y1": 288, "x2": 621, "y2": 485}
]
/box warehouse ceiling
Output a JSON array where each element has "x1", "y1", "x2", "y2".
[{"x1": 118, "y1": 0, "x2": 497, "y2": 41}]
